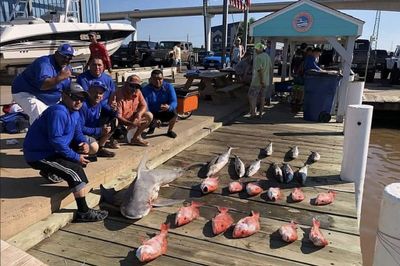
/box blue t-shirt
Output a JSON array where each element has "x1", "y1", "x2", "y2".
[
  {"x1": 77, "y1": 71, "x2": 116, "y2": 110},
  {"x1": 23, "y1": 103, "x2": 87, "y2": 162},
  {"x1": 304, "y1": 55, "x2": 322, "y2": 72},
  {"x1": 12, "y1": 55, "x2": 71, "y2": 105},
  {"x1": 142, "y1": 81, "x2": 177, "y2": 113},
  {"x1": 79, "y1": 100, "x2": 117, "y2": 138}
]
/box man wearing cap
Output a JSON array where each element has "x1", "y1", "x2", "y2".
[
  {"x1": 23, "y1": 83, "x2": 108, "y2": 222},
  {"x1": 79, "y1": 80, "x2": 118, "y2": 157},
  {"x1": 114, "y1": 75, "x2": 153, "y2": 146},
  {"x1": 12, "y1": 43, "x2": 74, "y2": 124},
  {"x1": 84, "y1": 32, "x2": 112, "y2": 73},
  {"x1": 142, "y1": 69, "x2": 178, "y2": 138},
  {"x1": 248, "y1": 42, "x2": 273, "y2": 118},
  {"x1": 230, "y1": 38, "x2": 244, "y2": 67}
]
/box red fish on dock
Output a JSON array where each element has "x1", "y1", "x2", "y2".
[
  {"x1": 246, "y1": 182, "x2": 263, "y2": 196},
  {"x1": 175, "y1": 201, "x2": 203, "y2": 227},
  {"x1": 228, "y1": 181, "x2": 243, "y2": 193},
  {"x1": 232, "y1": 211, "x2": 260, "y2": 238},
  {"x1": 212, "y1": 207, "x2": 234, "y2": 235},
  {"x1": 279, "y1": 221, "x2": 298, "y2": 243},
  {"x1": 290, "y1": 187, "x2": 305, "y2": 202},
  {"x1": 309, "y1": 218, "x2": 329, "y2": 247},
  {"x1": 314, "y1": 190, "x2": 336, "y2": 205},
  {"x1": 200, "y1": 176, "x2": 219, "y2": 194},
  {"x1": 136, "y1": 223, "x2": 169, "y2": 262}
]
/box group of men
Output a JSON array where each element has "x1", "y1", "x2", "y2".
[{"x1": 11, "y1": 43, "x2": 179, "y2": 223}]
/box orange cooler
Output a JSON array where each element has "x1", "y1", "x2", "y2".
[{"x1": 175, "y1": 89, "x2": 199, "y2": 114}]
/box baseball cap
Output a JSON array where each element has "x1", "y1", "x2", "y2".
[
  {"x1": 89, "y1": 80, "x2": 108, "y2": 91},
  {"x1": 57, "y1": 43, "x2": 75, "y2": 57},
  {"x1": 126, "y1": 75, "x2": 142, "y2": 89},
  {"x1": 254, "y1": 42, "x2": 265, "y2": 51},
  {"x1": 65, "y1": 83, "x2": 89, "y2": 97}
]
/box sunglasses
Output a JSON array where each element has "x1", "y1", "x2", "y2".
[
  {"x1": 68, "y1": 93, "x2": 86, "y2": 102},
  {"x1": 60, "y1": 54, "x2": 73, "y2": 61},
  {"x1": 128, "y1": 83, "x2": 141, "y2": 90}
]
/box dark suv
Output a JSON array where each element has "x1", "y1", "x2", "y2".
[
  {"x1": 111, "y1": 44, "x2": 132, "y2": 68},
  {"x1": 352, "y1": 39, "x2": 376, "y2": 82},
  {"x1": 129, "y1": 41, "x2": 158, "y2": 67}
]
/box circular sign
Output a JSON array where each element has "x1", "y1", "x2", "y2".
[{"x1": 292, "y1": 12, "x2": 313, "y2": 32}]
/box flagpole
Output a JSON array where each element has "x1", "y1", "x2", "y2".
[
  {"x1": 221, "y1": 0, "x2": 229, "y2": 66},
  {"x1": 203, "y1": 0, "x2": 208, "y2": 51},
  {"x1": 243, "y1": 2, "x2": 249, "y2": 52}
]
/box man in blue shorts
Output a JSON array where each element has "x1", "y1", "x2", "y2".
[
  {"x1": 23, "y1": 83, "x2": 108, "y2": 222},
  {"x1": 12, "y1": 43, "x2": 74, "y2": 124}
]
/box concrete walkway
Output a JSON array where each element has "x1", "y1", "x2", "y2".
[{"x1": 0, "y1": 73, "x2": 249, "y2": 241}]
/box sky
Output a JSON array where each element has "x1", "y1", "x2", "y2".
[{"x1": 99, "y1": 0, "x2": 400, "y2": 52}]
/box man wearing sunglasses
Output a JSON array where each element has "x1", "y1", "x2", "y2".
[
  {"x1": 114, "y1": 75, "x2": 153, "y2": 146},
  {"x1": 23, "y1": 83, "x2": 108, "y2": 222},
  {"x1": 12, "y1": 43, "x2": 74, "y2": 124},
  {"x1": 79, "y1": 80, "x2": 117, "y2": 157}
]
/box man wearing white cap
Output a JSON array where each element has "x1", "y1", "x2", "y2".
[
  {"x1": 12, "y1": 43, "x2": 75, "y2": 124},
  {"x1": 248, "y1": 42, "x2": 273, "y2": 118}
]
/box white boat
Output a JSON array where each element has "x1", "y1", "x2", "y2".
[{"x1": 0, "y1": 0, "x2": 135, "y2": 71}]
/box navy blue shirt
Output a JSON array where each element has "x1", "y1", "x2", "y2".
[
  {"x1": 304, "y1": 55, "x2": 322, "y2": 72},
  {"x1": 12, "y1": 55, "x2": 71, "y2": 105},
  {"x1": 77, "y1": 71, "x2": 116, "y2": 110},
  {"x1": 79, "y1": 100, "x2": 117, "y2": 138},
  {"x1": 23, "y1": 103, "x2": 87, "y2": 162},
  {"x1": 142, "y1": 81, "x2": 177, "y2": 113}
]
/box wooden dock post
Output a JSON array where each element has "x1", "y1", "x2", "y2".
[
  {"x1": 373, "y1": 183, "x2": 400, "y2": 266},
  {"x1": 340, "y1": 104, "x2": 373, "y2": 226}
]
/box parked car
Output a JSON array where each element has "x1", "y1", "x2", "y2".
[
  {"x1": 152, "y1": 41, "x2": 195, "y2": 69},
  {"x1": 373, "y1": 49, "x2": 388, "y2": 73},
  {"x1": 203, "y1": 51, "x2": 230, "y2": 70},
  {"x1": 351, "y1": 39, "x2": 376, "y2": 82},
  {"x1": 129, "y1": 41, "x2": 158, "y2": 67},
  {"x1": 385, "y1": 45, "x2": 400, "y2": 84},
  {"x1": 111, "y1": 44, "x2": 133, "y2": 68}
]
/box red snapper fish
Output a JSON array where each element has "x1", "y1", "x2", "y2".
[
  {"x1": 291, "y1": 188, "x2": 305, "y2": 202},
  {"x1": 267, "y1": 187, "x2": 282, "y2": 201},
  {"x1": 212, "y1": 207, "x2": 234, "y2": 235},
  {"x1": 309, "y1": 218, "x2": 329, "y2": 247},
  {"x1": 246, "y1": 182, "x2": 263, "y2": 196},
  {"x1": 136, "y1": 223, "x2": 169, "y2": 262},
  {"x1": 314, "y1": 190, "x2": 336, "y2": 205},
  {"x1": 175, "y1": 201, "x2": 203, "y2": 227},
  {"x1": 232, "y1": 211, "x2": 260, "y2": 238},
  {"x1": 279, "y1": 221, "x2": 298, "y2": 243},
  {"x1": 200, "y1": 176, "x2": 219, "y2": 194},
  {"x1": 228, "y1": 181, "x2": 244, "y2": 193}
]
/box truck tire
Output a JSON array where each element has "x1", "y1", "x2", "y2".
[
  {"x1": 187, "y1": 57, "x2": 195, "y2": 70},
  {"x1": 381, "y1": 68, "x2": 389, "y2": 80},
  {"x1": 366, "y1": 70, "x2": 375, "y2": 83},
  {"x1": 390, "y1": 64, "x2": 399, "y2": 84}
]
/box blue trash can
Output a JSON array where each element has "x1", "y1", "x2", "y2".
[{"x1": 303, "y1": 70, "x2": 342, "y2": 122}]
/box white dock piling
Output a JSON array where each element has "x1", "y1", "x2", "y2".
[
  {"x1": 346, "y1": 81, "x2": 365, "y2": 107},
  {"x1": 340, "y1": 104, "x2": 373, "y2": 225},
  {"x1": 373, "y1": 183, "x2": 400, "y2": 266}
]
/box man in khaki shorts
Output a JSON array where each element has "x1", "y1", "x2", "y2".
[{"x1": 248, "y1": 42, "x2": 273, "y2": 118}]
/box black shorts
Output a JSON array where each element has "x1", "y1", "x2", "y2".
[
  {"x1": 153, "y1": 110, "x2": 177, "y2": 122},
  {"x1": 28, "y1": 155, "x2": 88, "y2": 192}
]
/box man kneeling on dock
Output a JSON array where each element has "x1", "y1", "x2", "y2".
[
  {"x1": 23, "y1": 83, "x2": 108, "y2": 222},
  {"x1": 114, "y1": 75, "x2": 153, "y2": 146}
]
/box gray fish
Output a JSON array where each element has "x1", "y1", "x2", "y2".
[
  {"x1": 288, "y1": 146, "x2": 299, "y2": 159},
  {"x1": 282, "y1": 163, "x2": 294, "y2": 183},
  {"x1": 296, "y1": 164, "x2": 309, "y2": 186},
  {"x1": 234, "y1": 155, "x2": 245, "y2": 178},
  {"x1": 246, "y1": 159, "x2": 261, "y2": 177},
  {"x1": 272, "y1": 163, "x2": 283, "y2": 183},
  {"x1": 308, "y1": 151, "x2": 321, "y2": 163},
  {"x1": 264, "y1": 141, "x2": 273, "y2": 156},
  {"x1": 207, "y1": 147, "x2": 236, "y2": 177},
  {"x1": 100, "y1": 155, "x2": 184, "y2": 219}
]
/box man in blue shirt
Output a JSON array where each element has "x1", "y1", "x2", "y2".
[
  {"x1": 79, "y1": 81, "x2": 117, "y2": 158},
  {"x1": 304, "y1": 47, "x2": 323, "y2": 72},
  {"x1": 23, "y1": 83, "x2": 108, "y2": 222},
  {"x1": 77, "y1": 57, "x2": 116, "y2": 111},
  {"x1": 142, "y1": 69, "x2": 178, "y2": 138},
  {"x1": 12, "y1": 43, "x2": 74, "y2": 124}
]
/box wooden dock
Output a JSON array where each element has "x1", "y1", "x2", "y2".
[{"x1": 27, "y1": 104, "x2": 360, "y2": 266}]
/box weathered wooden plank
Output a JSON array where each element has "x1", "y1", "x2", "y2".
[
  {"x1": 1, "y1": 240, "x2": 47, "y2": 266},
  {"x1": 158, "y1": 186, "x2": 359, "y2": 235},
  {"x1": 104, "y1": 207, "x2": 361, "y2": 266},
  {"x1": 63, "y1": 219, "x2": 306, "y2": 266},
  {"x1": 29, "y1": 230, "x2": 202, "y2": 266}
]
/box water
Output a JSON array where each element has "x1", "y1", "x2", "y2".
[{"x1": 360, "y1": 126, "x2": 400, "y2": 265}]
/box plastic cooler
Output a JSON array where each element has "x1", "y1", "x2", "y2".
[
  {"x1": 303, "y1": 70, "x2": 342, "y2": 122},
  {"x1": 175, "y1": 88, "x2": 199, "y2": 114}
]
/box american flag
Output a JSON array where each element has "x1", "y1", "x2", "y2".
[{"x1": 229, "y1": 0, "x2": 250, "y2": 10}]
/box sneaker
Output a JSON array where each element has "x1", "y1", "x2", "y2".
[
  {"x1": 147, "y1": 127, "x2": 155, "y2": 135},
  {"x1": 75, "y1": 208, "x2": 108, "y2": 222},
  {"x1": 39, "y1": 170, "x2": 63, "y2": 183},
  {"x1": 97, "y1": 147, "x2": 115, "y2": 158},
  {"x1": 105, "y1": 139, "x2": 120, "y2": 149},
  {"x1": 167, "y1": 131, "x2": 177, "y2": 138}
]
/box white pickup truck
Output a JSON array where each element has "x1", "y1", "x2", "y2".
[{"x1": 386, "y1": 45, "x2": 400, "y2": 84}]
